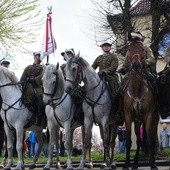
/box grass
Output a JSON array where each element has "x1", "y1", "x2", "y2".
[{"x1": 0, "y1": 148, "x2": 169, "y2": 164}]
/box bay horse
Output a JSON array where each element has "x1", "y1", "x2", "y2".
[
  {"x1": 0, "y1": 66, "x2": 45, "y2": 170},
  {"x1": 42, "y1": 63, "x2": 93, "y2": 170},
  {"x1": 65, "y1": 56, "x2": 117, "y2": 169},
  {"x1": 121, "y1": 41, "x2": 159, "y2": 170}
]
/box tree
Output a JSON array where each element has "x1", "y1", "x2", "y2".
[
  {"x1": 0, "y1": 0, "x2": 42, "y2": 55},
  {"x1": 86, "y1": 0, "x2": 170, "y2": 59}
]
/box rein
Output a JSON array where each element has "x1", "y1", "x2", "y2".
[
  {"x1": 0, "y1": 81, "x2": 26, "y2": 130},
  {"x1": 43, "y1": 72, "x2": 59, "y2": 98}
]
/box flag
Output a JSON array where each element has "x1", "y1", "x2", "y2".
[{"x1": 41, "y1": 13, "x2": 57, "y2": 61}]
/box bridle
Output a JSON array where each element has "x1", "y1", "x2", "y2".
[
  {"x1": 128, "y1": 41, "x2": 145, "y2": 72},
  {"x1": 43, "y1": 71, "x2": 59, "y2": 98},
  {"x1": 65, "y1": 61, "x2": 83, "y2": 87}
]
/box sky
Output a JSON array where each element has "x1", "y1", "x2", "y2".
[{"x1": 11, "y1": 0, "x2": 102, "y2": 78}]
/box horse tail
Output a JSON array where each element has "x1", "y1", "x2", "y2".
[{"x1": 140, "y1": 123, "x2": 149, "y2": 155}]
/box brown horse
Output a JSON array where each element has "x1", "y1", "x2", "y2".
[{"x1": 121, "y1": 41, "x2": 159, "y2": 170}]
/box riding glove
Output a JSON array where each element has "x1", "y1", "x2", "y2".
[{"x1": 117, "y1": 68, "x2": 127, "y2": 75}]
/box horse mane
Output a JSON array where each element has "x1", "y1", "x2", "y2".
[
  {"x1": 69, "y1": 56, "x2": 90, "y2": 70},
  {"x1": 0, "y1": 66, "x2": 18, "y2": 83}
]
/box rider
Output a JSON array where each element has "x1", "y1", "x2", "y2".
[
  {"x1": 91, "y1": 41, "x2": 121, "y2": 122},
  {"x1": 118, "y1": 31, "x2": 158, "y2": 119},
  {"x1": 61, "y1": 48, "x2": 84, "y2": 123},
  {"x1": 118, "y1": 32, "x2": 156, "y2": 76},
  {"x1": 60, "y1": 48, "x2": 75, "y2": 79},
  {"x1": 1, "y1": 60, "x2": 10, "y2": 68},
  {"x1": 20, "y1": 52, "x2": 45, "y2": 126}
]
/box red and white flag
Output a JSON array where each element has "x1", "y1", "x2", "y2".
[{"x1": 41, "y1": 13, "x2": 57, "y2": 61}]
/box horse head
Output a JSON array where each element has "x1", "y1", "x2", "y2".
[
  {"x1": 42, "y1": 63, "x2": 64, "y2": 105},
  {"x1": 128, "y1": 41, "x2": 145, "y2": 72},
  {"x1": 65, "y1": 57, "x2": 85, "y2": 94}
]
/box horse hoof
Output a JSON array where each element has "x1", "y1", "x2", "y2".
[
  {"x1": 4, "y1": 168, "x2": 11, "y2": 170},
  {"x1": 122, "y1": 167, "x2": 129, "y2": 170},
  {"x1": 0, "y1": 164, "x2": 4, "y2": 168},
  {"x1": 43, "y1": 168, "x2": 50, "y2": 170},
  {"x1": 111, "y1": 164, "x2": 116, "y2": 169},
  {"x1": 100, "y1": 163, "x2": 106, "y2": 169},
  {"x1": 62, "y1": 163, "x2": 67, "y2": 169},
  {"x1": 29, "y1": 165, "x2": 36, "y2": 169},
  {"x1": 132, "y1": 165, "x2": 138, "y2": 170}
]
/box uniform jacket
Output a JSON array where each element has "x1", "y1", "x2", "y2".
[
  {"x1": 92, "y1": 52, "x2": 119, "y2": 78},
  {"x1": 20, "y1": 64, "x2": 43, "y2": 87},
  {"x1": 122, "y1": 46, "x2": 155, "y2": 71}
]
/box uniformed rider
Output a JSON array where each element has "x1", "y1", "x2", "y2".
[
  {"x1": 20, "y1": 52, "x2": 45, "y2": 126},
  {"x1": 92, "y1": 41, "x2": 121, "y2": 121},
  {"x1": 118, "y1": 32, "x2": 156, "y2": 76},
  {"x1": 60, "y1": 48, "x2": 75, "y2": 79}
]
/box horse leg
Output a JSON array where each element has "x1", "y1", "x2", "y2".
[
  {"x1": 14, "y1": 126, "x2": 25, "y2": 170},
  {"x1": 102, "y1": 122, "x2": 112, "y2": 169},
  {"x1": 132, "y1": 122, "x2": 141, "y2": 170},
  {"x1": 145, "y1": 119, "x2": 158, "y2": 170},
  {"x1": 43, "y1": 125, "x2": 61, "y2": 170},
  {"x1": 123, "y1": 120, "x2": 132, "y2": 170},
  {"x1": 54, "y1": 127, "x2": 61, "y2": 169},
  {"x1": 4, "y1": 126, "x2": 14, "y2": 170},
  {"x1": 78, "y1": 120, "x2": 93, "y2": 170},
  {"x1": 81, "y1": 126, "x2": 93, "y2": 169},
  {"x1": 110, "y1": 123, "x2": 117, "y2": 169},
  {"x1": 64, "y1": 126, "x2": 74, "y2": 170}
]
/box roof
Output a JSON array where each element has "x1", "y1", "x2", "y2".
[{"x1": 131, "y1": 0, "x2": 150, "y2": 16}]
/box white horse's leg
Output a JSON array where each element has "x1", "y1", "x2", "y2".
[
  {"x1": 110, "y1": 123, "x2": 117, "y2": 169},
  {"x1": 64, "y1": 126, "x2": 74, "y2": 170},
  {"x1": 54, "y1": 127, "x2": 61, "y2": 169},
  {"x1": 15, "y1": 126, "x2": 25, "y2": 170},
  {"x1": 78, "y1": 119, "x2": 93, "y2": 170},
  {"x1": 44, "y1": 124, "x2": 61, "y2": 170},
  {"x1": 4, "y1": 127, "x2": 14, "y2": 169},
  {"x1": 81, "y1": 126, "x2": 93, "y2": 169},
  {"x1": 102, "y1": 122, "x2": 112, "y2": 169}
]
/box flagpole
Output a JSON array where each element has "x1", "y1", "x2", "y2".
[{"x1": 46, "y1": 6, "x2": 52, "y2": 64}]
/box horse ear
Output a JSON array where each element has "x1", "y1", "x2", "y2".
[
  {"x1": 76, "y1": 51, "x2": 81, "y2": 57},
  {"x1": 56, "y1": 62, "x2": 59, "y2": 70},
  {"x1": 42, "y1": 63, "x2": 46, "y2": 70}
]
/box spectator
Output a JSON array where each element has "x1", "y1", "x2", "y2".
[
  {"x1": 160, "y1": 123, "x2": 169, "y2": 150},
  {"x1": 28, "y1": 131, "x2": 37, "y2": 157},
  {"x1": 117, "y1": 126, "x2": 127, "y2": 154}
]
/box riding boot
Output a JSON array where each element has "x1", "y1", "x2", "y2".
[
  {"x1": 35, "y1": 102, "x2": 45, "y2": 126},
  {"x1": 114, "y1": 95, "x2": 124, "y2": 125},
  {"x1": 108, "y1": 77, "x2": 124, "y2": 125}
]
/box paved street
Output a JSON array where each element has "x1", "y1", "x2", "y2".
[
  {"x1": 12, "y1": 167, "x2": 170, "y2": 170},
  {"x1": 4, "y1": 165, "x2": 170, "y2": 170}
]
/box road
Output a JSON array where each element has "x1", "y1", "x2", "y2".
[{"x1": 5, "y1": 166, "x2": 170, "y2": 170}]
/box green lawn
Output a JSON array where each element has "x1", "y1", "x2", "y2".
[{"x1": 0, "y1": 148, "x2": 169, "y2": 164}]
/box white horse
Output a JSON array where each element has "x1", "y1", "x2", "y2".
[
  {"x1": 65, "y1": 56, "x2": 117, "y2": 169},
  {"x1": 42, "y1": 63, "x2": 90, "y2": 170},
  {"x1": 0, "y1": 66, "x2": 44, "y2": 170}
]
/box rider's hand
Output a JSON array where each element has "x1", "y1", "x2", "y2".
[
  {"x1": 117, "y1": 68, "x2": 127, "y2": 75},
  {"x1": 27, "y1": 76, "x2": 35, "y2": 83}
]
